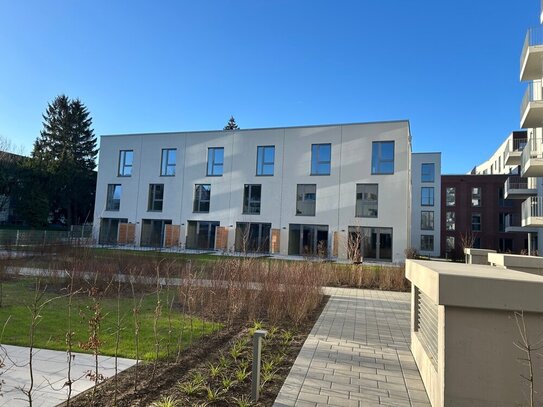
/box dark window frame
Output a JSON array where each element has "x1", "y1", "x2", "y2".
[
  {"x1": 311, "y1": 143, "x2": 331, "y2": 175},
  {"x1": 193, "y1": 184, "x2": 211, "y2": 213},
  {"x1": 207, "y1": 147, "x2": 224, "y2": 176},
  {"x1": 147, "y1": 184, "x2": 164, "y2": 212},
  {"x1": 355, "y1": 184, "x2": 378, "y2": 218},
  {"x1": 106, "y1": 184, "x2": 121, "y2": 211},
  {"x1": 118, "y1": 150, "x2": 133, "y2": 177},
  {"x1": 160, "y1": 148, "x2": 177, "y2": 176},
  {"x1": 421, "y1": 187, "x2": 435, "y2": 207},
  {"x1": 243, "y1": 184, "x2": 262, "y2": 215},
  {"x1": 421, "y1": 163, "x2": 435, "y2": 183},
  {"x1": 371, "y1": 141, "x2": 395, "y2": 175},
  {"x1": 296, "y1": 184, "x2": 317, "y2": 216},
  {"x1": 421, "y1": 210, "x2": 434, "y2": 231},
  {"x1": 256, "y1": 145, "x2": 275, "y2": 176}
]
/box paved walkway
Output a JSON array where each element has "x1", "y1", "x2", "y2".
[
  {"x1": 274, "y1": 287, "x2": 430, "y2": 407},
  {"x1": 0, "y1": 345, "x2": 136, "y2": 406}
]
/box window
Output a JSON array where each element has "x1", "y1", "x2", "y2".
[
  {"x1": 243, "y1": 184, "x2": 262, "y2": 214},
  {"x1": 256, "y1": 146, "x2": 275, "y2": 176},
  {"x1": 421, "y1": 163, "x2": 435, "y2": 183},
  {"x1": 207, "y1": 147, "x2": 224, "y2": 176},
  {"x1": 446, "y1": 236, "x2": 455, "y2": 252},
  {"x1": 355, "y1": 184, "x2": 378, "y2": 218},
  {"x1": 106, "y1": 184, "x2": 121, "y2": 211},
  {"x1": 420, "y1": 235, "x2": 434, "y2": 251},
  {"x1": 421, "y1": 211, "x2": 434, "y2": 230},
  {"x1": 161, "y1": 148, "x2": 176, "y2": 176},
  {"x1": 193, "y1": 184, "x2": 211, "y2": 213},
  {"x1": 472, "y1": 187, "x2": 482, "y2": 207},
  {"x1": 446, "y1": 211, "x2": 455, "y2": 231},
  {"x1": 446, "y1": 187, "x2": 455, "y2": 206},
  {"x1": 472, "y1": 213, "x2": 482, "y2": 231},
  {"x1": 296, "y1": 184, "x2": 316, "y2": 216},
  {"x1": 148, "y1": 184, "x2": 164, "y2": 212},
  {"x1": 118, "y1": 150, "x2": 133, "y2": 176},
  {"x1": 311, "y1": 143, "x2": 331, "y2": 175},
  {"x1": 421, "y1": 187, "x2": 434, "y2": 206},
  {"x1": 371, "y1": 141, "x2": 395, "y2": 174}
]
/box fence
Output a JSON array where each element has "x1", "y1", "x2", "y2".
[{"x1": 0, "y1": 225, "x2": 93, "y2": 250}]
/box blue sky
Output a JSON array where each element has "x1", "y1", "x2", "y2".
[{"x1": 0, "y1": 0, "x2": 538, "y2": 173}]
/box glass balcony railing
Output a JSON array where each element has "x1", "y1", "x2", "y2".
[
  {"x1": 522, "y1": 138, "x2": 543, "y2": 168},
  {"x1": 521, "y1": 26, "x2": 543, "y2": 68},
  {"x1": 521, "y1": 81, "x2": 543, "y2": 124},
  {"x1": 522, "y1": 196, "x2": 543, "y2": 224}
]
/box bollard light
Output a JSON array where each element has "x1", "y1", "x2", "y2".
[{"x1": 251, "y1": 329, "x2": 268, "y2": 402}]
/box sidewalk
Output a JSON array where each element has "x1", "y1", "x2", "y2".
[{"x1": 274, "y1": 287, "x2": 430, "y2": 407}]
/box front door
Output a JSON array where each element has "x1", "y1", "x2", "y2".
[{"x1": 359, "y1": 227, "x2": 393, "y2": 261}]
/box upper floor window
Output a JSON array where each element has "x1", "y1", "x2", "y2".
[
  {"x1": 106, "y1": 184, "x2": 121, "y2": 211},
  {"x1": 472, "y1": 187, "x2": 482, "y2": 207},
  {"x1": 446, "y1": 211, "x2": 455, "y2": 231},
  {"x1": 311, "y1": 143, "x2": 331, "y2": 175},
  {"x1": 148, "y1": 184, "x2": 164, "y2": 212},
  {"x1": 472, "y1": 213, "x2": 482, "y2": 231},
  {"x1": 421, "y1": 163, "x2": 435, "y2": 183},
  {"x1": 207, "y1": 147, "x2": 224, "y2": 176},
  {"x1": 118, "y1": 150, "x2": 133, "y2": 177},
  {"x1": 421, "y1": 211, "x2": 434, "y2": 230},
  {"x1": 421, "y1": 187, "x2": 434, "y2": 206},
  {"x1": 446, "y1": 187, "x2": 455, "y2": 206},
  {"x1": 355, "y1": 184, "x2": 378, "y2": 218},
  {"x1": 256, "y1": 146, "x2": 275, "y2": 176},
  {"x1": 161, "y1": 148, "x2": 176, "y2": 176},
  {"x1": 243, "y1": 184, "x2": 262, "y2": 214},
  {"x1": 371, "y1": 141, "x2": 394, "y2": 174},
  {"x1": 296, "y1": 184, "x2": 316, "y2": 216},
  {"x1": 193, "y1": 184, "x2": 211, "y2": 213}
]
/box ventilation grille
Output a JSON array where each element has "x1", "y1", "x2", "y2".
[{"x1": 415, "y1": 287, "x2": 438, "y2": 369}]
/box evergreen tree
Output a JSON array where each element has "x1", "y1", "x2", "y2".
[
  {"x1": 31, "y1": 95, "x2": 97, "y2": 226},
  {"x1": 223, "y1": 115, "x2": 240, "y2": 130}
]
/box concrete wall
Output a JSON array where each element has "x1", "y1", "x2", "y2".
[
  {"x1": 93, "y1": 121, "x2": 412, "y2": 262},
  {"x1": 411, "y1": 152, "x2": 441, "y2": 257}
]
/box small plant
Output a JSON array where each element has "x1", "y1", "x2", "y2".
[
  {"x1": 178, "y1": 380, "x2": 204, "y2": 397},
  {"x1": 229, "y1": 340, "x2": 246, "y2": 361},
  {"x1": 191, "y1": 371, "x2": 206, "y2": 386},
  {"x1": 281, "y1": 330, "x2": 294, "y2": 346},
  {"x1": 208, "y1": 362, "x2": 222, "y2": 378},
  {"x1": 234, "y1": 367, "x2": 250, "y2": 382},
  {"x1": 238, "y1": 358, "x2": 250, "y2": 370},
  {"x1": 267, "y1": 326, "x2": 279, "y2": 339},
  {"x1": 221, "y1": 375, "x2": 237, "y2": 391},
  {"x1": 271, "y1": 353, "x2": 284, "y2": 366},
  {"x1": 218, "y1": 352, "x2": 231, "y2": 369},
  {"x1": 232, "y1": 395, "x2": 253, "y2": 407},
  {"x1": 261, "y1": 369, "x2": 276, "y2": 386},
  {"x1": 205, "y1": 386, "x2": 225, "y2": 402},
  {"x1": 248, "y1": 320, "x2": 264, "y2": 336},
  {"x1": 150, "y1": 395, "x2": 179, "y2": 407},
  {"x1": 262, "y1": 359, "x2": 275, "y2": 374}
]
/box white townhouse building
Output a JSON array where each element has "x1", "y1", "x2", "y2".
[
  {"x1": 93, "y1": 120, "x2": 413, "y2": 262},
  {"x1": 410, "y1": 152, "x2": 441, "y2": 257}
]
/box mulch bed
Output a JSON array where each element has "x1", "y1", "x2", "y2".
[{"x1": 64, "y1": 296, "x2": 329, "y2": 406}]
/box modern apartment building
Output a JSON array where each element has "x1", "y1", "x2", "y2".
[
  {"x1": 410, "y1": 153, "x2": 441, "y2": 257},
  {"x1": 93, "y1": 121, "x2": 413, "y2": 262}
]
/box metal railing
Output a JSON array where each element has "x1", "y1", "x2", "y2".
[
  {"x1": 506, "y1": 176, "x2": 528, "y2": 190},
  {"x1": 522, "y1": 196, "x2": 543, "y2": 225},
  {"x1": 521, "y1": 26, "x2": 543, "y2": 69},
  {"x1": 522, "y1": 138, "x2": 543, "y2": 169},
  {"x1": 415, "y1": 288, "x2": 438, "y2": 370},
  {"x1": 0, "y1": 226, "x2": 93, "y2": 249}
]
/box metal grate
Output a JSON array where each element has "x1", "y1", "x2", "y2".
[{"x1": 415, "y1": 287, "x2": 438, "y2": 369}]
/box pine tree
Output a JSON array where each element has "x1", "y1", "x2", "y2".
[
  {"x1": 31, "y1": 95, "x2": 97, "y2": 226},
  {"x1": 223, "y1": 115, "x2": 240, "y2": 130}
]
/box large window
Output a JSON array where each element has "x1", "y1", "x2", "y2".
[
  {"x1": 193, "y1": 184, "x2": 211, "y2": 213},
  {"x1": 421, "y1": 187, "x2": 434, "y2": 206},
  {"x1": 421, "y1": 163, "x2": 435, "y2": 183},
  {"x1": 118, "y1": 150, "x2": 133, "y2": 177},
  {"x1": 420, "y1": 235, "x2": 434, "y2": 251},
  {"x1": 446, "y1": 211, "x2": 455, "y2": 231},
  {"x1": 355, "y1": 184, "x2": 378, "y2": 218},
  {"x1": 472, "y1": 213, "x2": 482, "y2": 231},
  {"x1": 148, "y1": 184, "x2": 164, "y2": 212},
  {"x1": 106, "y1": 184, "x2": 121, "y2": 211},
  {"x1": 311, "y1": 143, "x2": 331, "y2": 175},
  {"x1": 472, "y1": 187, "x2": 482, "y2": 207},
  {"x1": 256, "y1": 146, "x2": 275, "y2": 176},
  {"x1": 421, "y1": 211, "x2": 434, "y2": 230},
  {"x1": 161, "y1": 148, "x2": 176, "y2": 176},
  {"x1": 371, "y1": 141, "x2": 394, "y2": 174},
  {"x1": 446, "y1": 187, "x2": 455, "y2": 206},
  {"x1": 296, "y1": 184, "x2": 316, "y2": 216},
  {"x1": 243, "y1": 184, "x2": 262, "y2": 215},
  {"x1": 446, "y1": 236, "x2": 455, "y2": 252},
  {"x1": 207, "y1": 147, "x2": 224, "y2": 176}
]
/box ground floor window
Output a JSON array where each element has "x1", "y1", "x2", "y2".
[
  {"x1": 288, "y1": 224, "x2": 328, "y2": 256},
  {"x1": 348, "y1": 226, "x2": 393, "y2": 261},
  {"x1": 186, "y1": 220, "x2": 219, "y2": 250},
  {"x1": 420, "y1": 235, "x2": 434, "y2": 251},
  {"x1": 99, "y1": 218, "x2": 128, "y2": 245},
  {"x1": 141, "y1": 219, "x2": 172, "y2": 247},
  {"x1": 235, "y1": 222, "x2": 271, "y2": 253}
]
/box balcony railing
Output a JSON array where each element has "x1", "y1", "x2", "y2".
[
  {"x1": 521, "y1": 81, "x2": 543, "y2": 120},
  {"x1": 521, "y1": 26, "x2": 543, "y2": 69},
  {"x1": 522, "y1": 137, "x2": 543, "y2": 168},
  {"x1": 522, "y1": 196, "x2": 543, "y2": 225},
  {"x1": 506, "y1": 176, "x2": 528, "y2": 190}
]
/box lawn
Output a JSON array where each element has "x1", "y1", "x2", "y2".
[{"x1": 0, "y1": 278, "x2": 219, "y2": 360}]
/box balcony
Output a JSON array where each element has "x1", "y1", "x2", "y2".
[
  {"x1": 504, "y1": 176, "x2": 537, "y2": 199},
  {"x1": 504, "y1": 213, "x2": 538, "y2": 233},
  {"x1": 504, "y1": 137, "x2": 527, "y2": 166},
  {"x1": 520, "y1": 26, "x2": 543, "y2": 81},
  {"x1": 522, "y1": 196, "x2": 543, "y2": 227},
  {"x1": 520, "y1": 81, "x2": 543, "y2": 128},
  {"x1": 521, "y1": 137, "x2": 543, "y2": 176}
]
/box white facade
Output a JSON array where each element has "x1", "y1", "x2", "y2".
[
  {"x1": 410, "y1": 153, "x2": 441, "y2": 257},
  {"x1": 93, "y1": 121, "x2": 412, "y2": 262}
]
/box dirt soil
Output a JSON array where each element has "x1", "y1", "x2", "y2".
[{"x1": 64, "y1": 296, "x2": 329, "y2": 406}]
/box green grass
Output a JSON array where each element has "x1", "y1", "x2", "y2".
[{"x1": 0, "y1": 278, "x2": 219, "y2": 360}]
